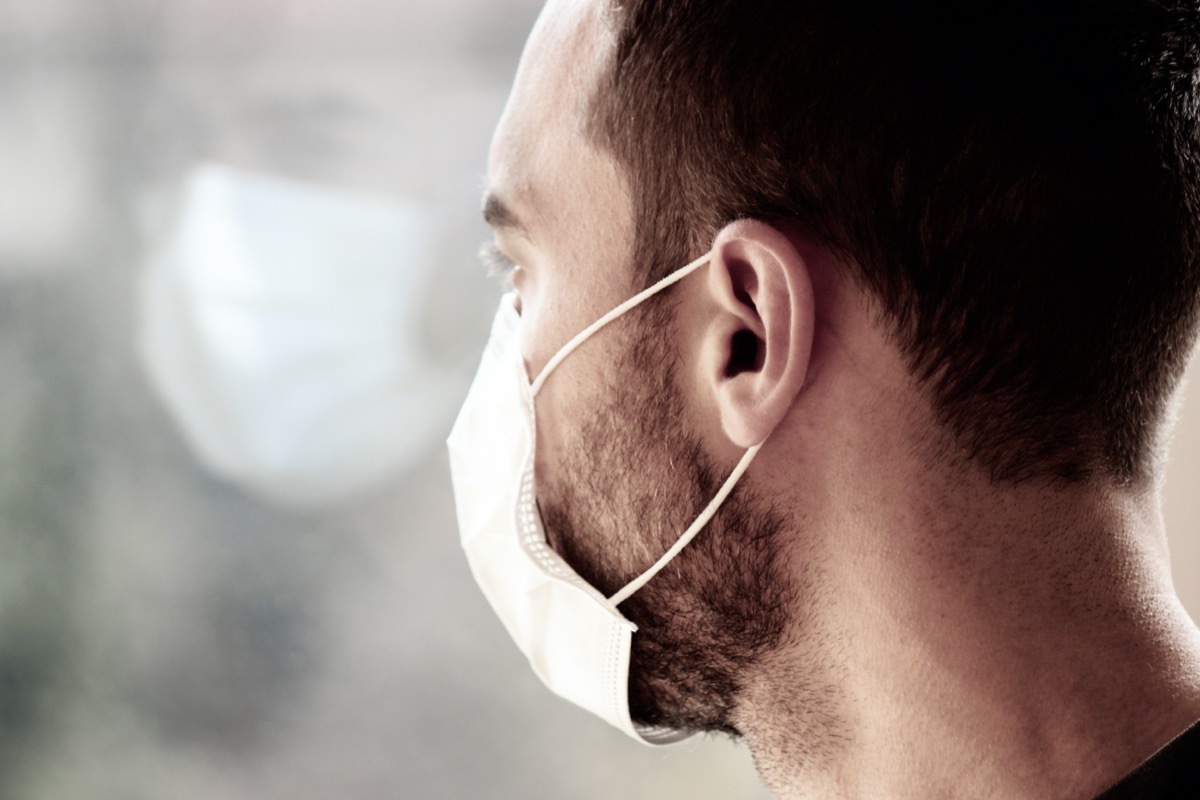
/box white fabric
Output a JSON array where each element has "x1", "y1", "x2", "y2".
[
  {"x1": 140, "y1": 163, "x2": 456, "y2": 509},
  {"x1": 447, "y1": 253, "x2": 765, "y2": 745}
]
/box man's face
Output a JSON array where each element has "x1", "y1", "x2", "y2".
[{"x1": 484, "y1": 0, "x2": 796, "y2": 734}]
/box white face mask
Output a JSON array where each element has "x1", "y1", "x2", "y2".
[
  {"x1": 446, "y1": 253, "x2": 764, "y2": 745},
  {"x1": 140, "y1": 163, "x2": 458, "y2": 509}
]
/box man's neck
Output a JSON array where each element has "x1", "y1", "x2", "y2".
[{"x1": 734, "y1": 461, "x2": 1200, "y2": 800}]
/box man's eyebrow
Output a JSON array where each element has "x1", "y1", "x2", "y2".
[{"x1": 482, "y1": 192, "x2": 528, "y2": 235}]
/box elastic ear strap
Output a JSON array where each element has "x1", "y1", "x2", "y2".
[
  {"x1": 608, "y1": 442, "x2": 763, "y2": 607},
  {"x1": 530, "y1": 252, "x2": 711, "y2": 397}
]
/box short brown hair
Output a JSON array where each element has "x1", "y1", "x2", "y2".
[{"x1": 590, "y1": 0, "x2": 1200, "y2": 483}]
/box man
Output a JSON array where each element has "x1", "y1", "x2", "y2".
[{"x1": 449, "y1": 1, "x2": 1200, "y2": 797}]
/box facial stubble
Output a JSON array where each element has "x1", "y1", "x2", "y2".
[{"x1": 537, "y1": 295, "x2": 800, "y2": 736}]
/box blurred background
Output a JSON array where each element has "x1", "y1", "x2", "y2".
[{"x1": 0, "y1": 2, "x2": 1196, "y2": 799}]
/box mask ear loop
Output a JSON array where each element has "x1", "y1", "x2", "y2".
[
  {"x1": 525, "y1": 248, "x2": 765, "y2": 609},
  {"x1": 530, "y1": 251, "x2": 711, "y2": 397},
  {"x1": 608, "y1": 442, "x2": 762, "y2": 606}
]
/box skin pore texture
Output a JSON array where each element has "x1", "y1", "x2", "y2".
[{"x1": 484, "y1": 1, "x2": 1200, "y2": 798}]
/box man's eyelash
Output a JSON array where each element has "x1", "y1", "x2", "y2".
[{"x1": 479, "y1": 242, "x2": 517, "y2": 277}]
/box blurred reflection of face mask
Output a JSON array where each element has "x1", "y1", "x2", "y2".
[
  {"x1": 140, "y1": 163, "x2": 456, "y2": 509},
  {"x1": 446, "y1": 257, "x2": 765, "y2": 745}
]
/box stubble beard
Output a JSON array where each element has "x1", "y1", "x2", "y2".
[{"x1": 537, "y1": 296, "x2": 800, "y2": 736}]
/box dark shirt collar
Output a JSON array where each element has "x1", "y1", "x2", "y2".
[{"x1": 1094, "y1": 718, "x2": 1200, "y2": 799}]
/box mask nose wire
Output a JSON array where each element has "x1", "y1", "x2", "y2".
[{"x1": 529, "y1": 251, "x2": 712, "y2": 397}]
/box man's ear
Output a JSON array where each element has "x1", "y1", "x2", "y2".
[{"x1": 701, "y1": 219, "x2": 814, "y2": 448}]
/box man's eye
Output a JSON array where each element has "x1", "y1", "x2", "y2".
[{"x1": 479, "y1": 242, "x2": 517, "y2": 278}]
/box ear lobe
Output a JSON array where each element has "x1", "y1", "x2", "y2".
[{"x1": 704, "y1": 219, "x2": 814, "y2": 448}]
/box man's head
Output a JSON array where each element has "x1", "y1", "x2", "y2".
[
  {"x1": 589, "y1": 0, "x2": 1200, "y2": 485},
  {"x1": 481, "y1": 0, "x2": 1200, "y2": 748}
]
